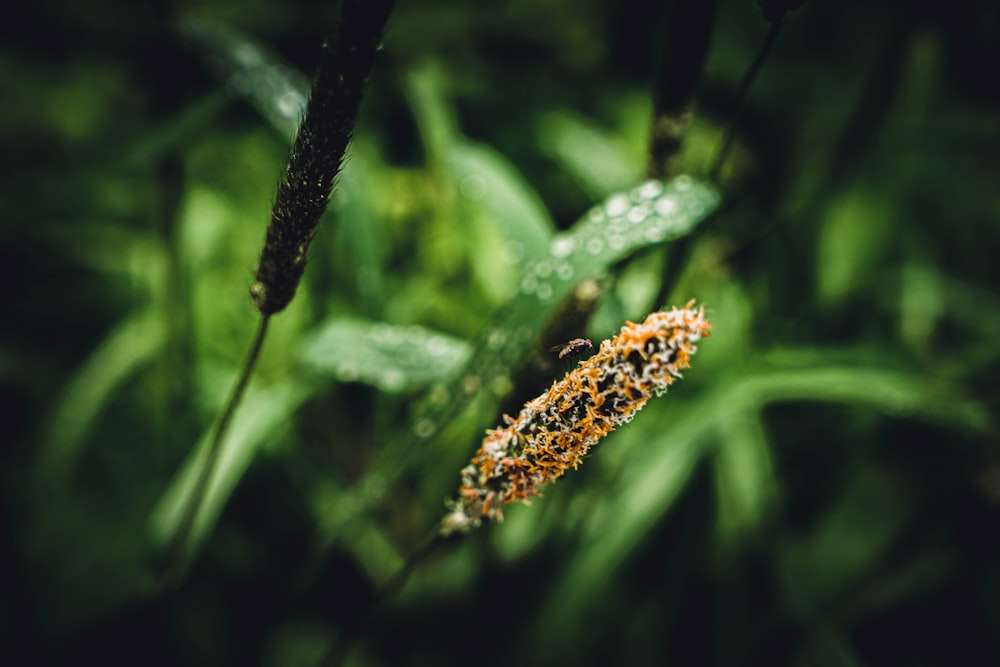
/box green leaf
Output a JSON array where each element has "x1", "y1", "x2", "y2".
[
  {"x1": 713, "y1": 400, "x2": 778, "y2": 548},
  {"x1": 332, "y1": 141, "x2": 387, "y2": 317},
  {"x1": 180, "y1": 16, "x2": 309, "y2": 137},
  {"x1": 816, "y1": 187, "x2": 893, "y2": 306},
  {"x1": 529, "y1": 357, "x2": 990, "y2": 634},
  {"x1": 149, "y1": 379, "x2": 313, "y2": 572},
  {"x1": 536, "y1": 109, "x2": 640, "y2": 199},
  {"x1": 405, "y1": 64, "x2": 556, "y2": 263},
  {"x1": 403, "y1": 63, "x2": 458, "y2": 162},
  {"x1": 312, "y1": 175, "x2": 721, "y2": 543},
  {"x1": 744, "y1": 358, "x2": 992, "y2": 432},
  {"x1": 533, "y1": 390, "x2": 727, "y2": 627},
  {"x1": 446, "y1": 141, "x2": 555, "y2": 262},
  {"x1": 414, "y1": 176, "x2": 720, "y2": 443},
  {"x1": 778, "y1": 464, "x2": 913, "y2": 607},
  {"x1": 299, "y1": 317, "x2": 472, "y2": 392},
  {"x1": 40, "y1": 309, "x2": 168, "y2": 479}
]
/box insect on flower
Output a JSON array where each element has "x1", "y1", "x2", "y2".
[
  {"x1": 440, "y1": 301, "x2": 711, "y2": 536},
  {"x1": 549, "y1": 337, "x2": 593, "y2": 361}
]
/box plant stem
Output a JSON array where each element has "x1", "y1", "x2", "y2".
[
  {"x1": 647, "y1": 0, "x2": 718, "y2": 180},
  {"x1": 318, "y1": 531, "x2": 447, "y2": 667},
  {"x1": 251, "y1": 0, "x2": 395, "y2": 315},
  {"x1": 653, "y1": 18, "x2": 784, "y2": 310},
  {"x1": 708, "y1": 19, "x2": 784, "y2": 182},
  {"x1": 156, "y1": 315, "x2": 271, "y2": 592}
]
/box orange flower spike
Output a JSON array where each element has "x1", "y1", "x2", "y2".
[{"x1": 440, "y1": 302, "x2": 711, "y2": 536}]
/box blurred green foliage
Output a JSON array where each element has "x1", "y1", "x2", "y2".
[{"x1": 2, "y1": 0, "x2": 1000, "y2": 665}]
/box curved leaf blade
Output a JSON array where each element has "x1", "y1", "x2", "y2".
[
  {"x1": 149, "y1": 380, "x2": 313, "y2": 574},
  {"x1": 314, "y1": 175, "x2": 721, "y2": 542},
  {"x1": 413, "y1": 175, "x2": 720, "y2": 443},
  {"x1": 300, "y1": 317, "x2": 472, "y2": 392}
]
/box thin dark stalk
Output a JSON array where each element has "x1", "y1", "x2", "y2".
[
  {"x1": 647, "y1": 0, "x2": 718, "y2": 180},
  {"x1": 708, "y1": 19, "x2": 784, "y2": 182},
  {"x1": 156, "y1": 0, "x2": 393, "y2": 592},
  {"x1": 653, "y1": 18, "x2": 785, "y2": 310},
  {"x1": 643, "y1": 1, "x2": 716, "y2": 310},
  {"x1": 373, "y1": 531, "x2": 446, "y2": 610},
  {"x1": 319, "y1": 531, "x2": 448, "y2": 667},
  {"x1": 156, "y1": 315, "x2": 270, "y2": 592}
]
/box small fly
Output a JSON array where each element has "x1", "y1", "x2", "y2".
[{"x1": 549, "y1": 338, "x2": 593, "y2": 361}]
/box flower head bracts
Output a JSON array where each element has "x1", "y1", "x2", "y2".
[{"x1": 440, "y1": 301, "x2": 710, "y2": 536}]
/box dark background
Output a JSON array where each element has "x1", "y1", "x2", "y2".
[{"x1": 2, "y1": 0, "x2": 1000, "y2": 665}]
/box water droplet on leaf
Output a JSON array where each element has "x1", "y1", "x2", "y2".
[
  {"x1": 414, "y1": 419, "x2": 437, "y2": 439},
  {"x1": 637, "y1": 180, "x2": 664, "y2": 200},
  {"x1": 550, "y1": 235, "x2": 576, "y2": 259},
  {"x1": 655, "y1": 197, "x2": 677, "y2": 217},
  {"x1": 459, "y1": 174, "x2": 487, "y2": 201},
  {"x1": 605, "y1": 194, "x2": 630, "y2": 217}
]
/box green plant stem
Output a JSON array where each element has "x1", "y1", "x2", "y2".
[
  {"x1": 708, "y1": 19, "x2": 785, "y2": 182},
  {"x1": 156, "y1": 314, "x2": 271, "y2": 592}
]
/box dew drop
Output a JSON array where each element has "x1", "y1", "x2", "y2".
[
  {"x1": 608, "y1": 217, "x2": 628, "y2": 234},
  {"x1": 587, "y1": 208, "x2": 605, "y2": 225},
  {"x1": 380, "y1": 369, "x2": 406, "y2": 391},
  {"x1": 429, "y1": 385, "x2": 450, "y2": 405},
  {"x1": 645, "y1": 226, "x2": 666, "y2": 243},
  {"x1": 637, "y1": 180, "x2": 664, "y2": 200},
  {"x1": 427, "y1": 336, "x2": 450, "y2": 356},
  {"x1": 626, "y1": 205, "x2": 647, "y2": 224},
  {"x1": 336, "y1": 361, "x2": 359, "y2": 382},
  {"x1": 556, "y1": 262, "x2": 574, "y2": 280},
  {"x1": 687, "y1": 201, "x2": 705, "y2": 216},
  {"x1": 520, "y1": 273, "x2": 538, "y2": 293},
  {"x1": 459, "y1": 174, "x2": 487, "y2": 201},
  {"x1": 608, "y1": 234, "x2": 626, "y2": 250},
  {"x1": 605, "y1": 194, "x2": 630, "y2": 217},
  {"x1": 536, "y1": 283, "x2": 553, "y2": 300},
  {"x1": 502, "y1": 240, "x2": 525, "y2": 264},
  {"x1": 550, "y1": 235, "x2": 576, "y2": 259},
  {"x1": 276, "y1": 91, "x2": 306, "y2": 119},
  {"x1": 586, "y1": 238, "x2": 605, "y2": 255},
  {"x1": 655, "y1": 197, "x2": 678, "y2": 217},
  {"x1": 487, "y1": 328, "x2": 507, "y2": 350},
  {"x1": 414, "y1": 418, "x2": 437, "y2": 439},
  {"x1": 232, "y1": 42, "x2": 263, "y2": 67},
  {"x1": 463, "y1": 374, "x2": 482, "y2": 394},
  {"x1": 384, "y1": 326, "x2": 404, "y2": 345},
  {"x1": 490, "y1": 374, "x2": 513, "y2": 397},
  {"x1": 535, "y1": 261, "x2": 552, "y2": 278},
  {"x1": 674, "y1": 175, "x2": 692, "y2": 191},
  {"x1": 371, "y1": 322, "x2": 392, "y2": 343}
]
